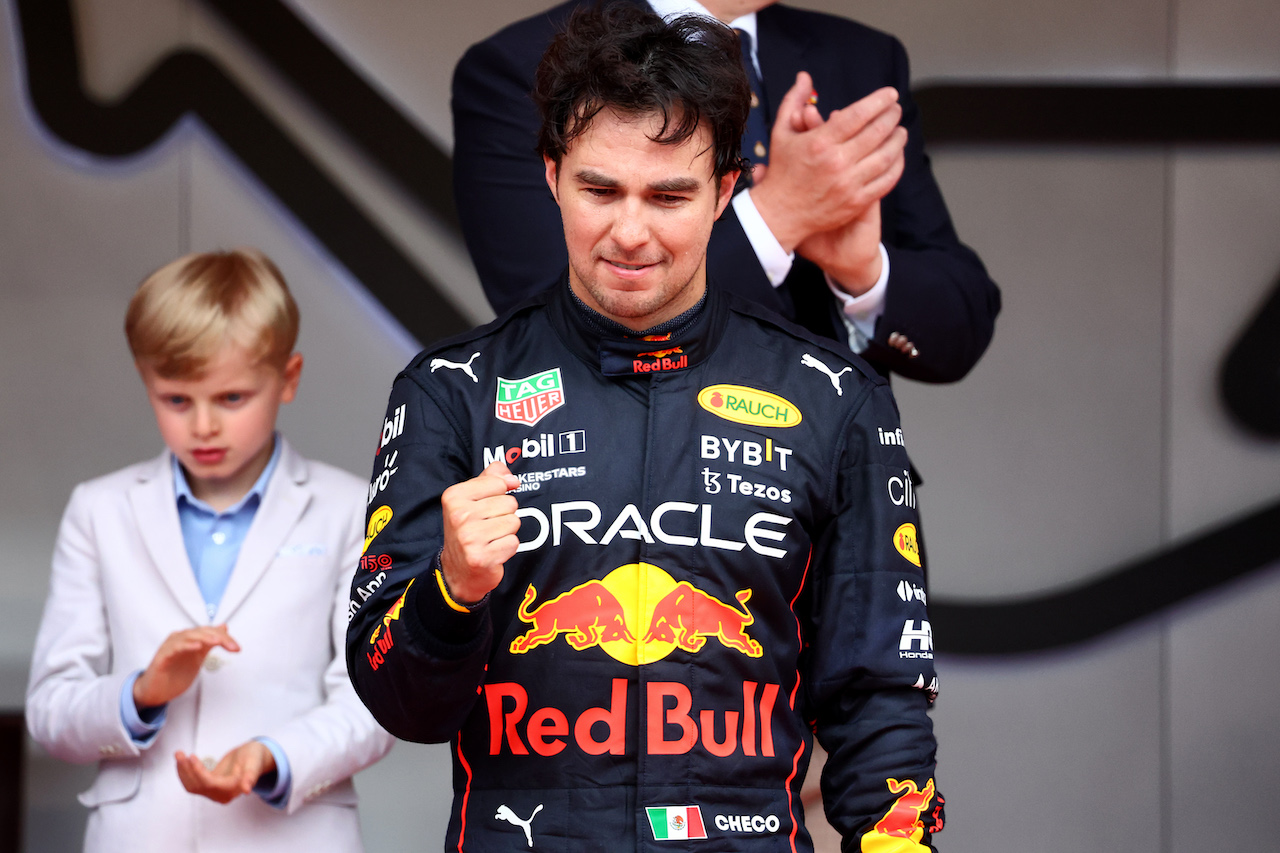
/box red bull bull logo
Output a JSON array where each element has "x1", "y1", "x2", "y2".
[
  {"x1": 861, "y1": 778, "x2": 936, "y2": 852},
  {"x1": 509, "y1": 563, "x2": 762, "y2": 665},
  {"x1": 509, "y1": 581, "x2": 636, "y2": 653},
  {"x1": 644, "y1": 582, "x2": 762, "y2": 657},
  {"x1": 367, "y1": 579, "x2": 414, "y2": 671},
  {"x1": 636, "y1": 346, "x2": 683, "y2": 360}
]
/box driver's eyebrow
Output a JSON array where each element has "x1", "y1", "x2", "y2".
[
  {"x1": 649, "y1": 177, "x2": 701, "y2": 193},
  {"x1": 573, "y1": 169, "x2": 701, "y2": 194},
  {"x1": 575, "y1": 168, "x2": 619, "y2": 187}
]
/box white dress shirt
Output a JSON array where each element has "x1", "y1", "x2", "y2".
[{"x1": 646, "y1": 0, "x2": 888, "y2": 350}]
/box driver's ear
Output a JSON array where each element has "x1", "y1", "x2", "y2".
[{"x1": 544, "y1": 154, "x2": 561, "y2": 203}]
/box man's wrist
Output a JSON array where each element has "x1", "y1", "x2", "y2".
[
  {"x1": 825, "y1": 242, "x2": 887, "y2": 297},
  {"x1": 733, "y1": 190, "x2": 795, "y2": 288},
  {"x1": 436, "y1": 553, "x2": 491, "y2": 611},
  {"x1": 827, "y1": 244, "x2": 890, "y2": 352},
  {"x1": 743, "y1": 181, "x2": 804, "y2": 253}
]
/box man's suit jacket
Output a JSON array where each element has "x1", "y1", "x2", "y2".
[
  {"x1": 26, "y1": 440, "x2": 394, "y2": 853},
  {"x1": 453, "y1": 0, "x2": 1002, "y2": 383}
]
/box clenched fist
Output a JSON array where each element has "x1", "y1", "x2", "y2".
[{"x1": 439, "y1": 460, "x2": 522, "y2": 604}]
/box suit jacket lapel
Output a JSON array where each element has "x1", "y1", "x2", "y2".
[
  {"x1": 129, "y1": 452, "x2": 209, "y2": 626},
  {"x1": 214, "y1": 439, "x2": 311, "y2": 622},
  {"x1": 756, "y1": 5, "x2": 815, "y2": 128}
]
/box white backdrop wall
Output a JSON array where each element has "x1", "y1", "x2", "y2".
[{"x1": 2, "y1": 1, "x2": 1277, "y2": 851}]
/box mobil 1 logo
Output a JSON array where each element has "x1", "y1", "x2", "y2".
[{"x1": 483, "y1": 430, "x2": 586, "y2": 466}]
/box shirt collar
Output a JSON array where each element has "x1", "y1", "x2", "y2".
[
  {"x1": 646, "y1": 0, "x2": 759, "y2": 71},
  {"x1": 548, "y1": 273, "x2": 728, "y2": 378},
  {"x1": 173, "y1": 434, "x2": 282, "y2": 515}
]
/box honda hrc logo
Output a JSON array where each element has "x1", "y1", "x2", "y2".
[{"x1": 899, "y1": 620, "x2": 933, "y2": 659}]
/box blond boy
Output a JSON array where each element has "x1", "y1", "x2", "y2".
[{"x1": 27, "y1": 250, "x2": 393, "y2": 853}]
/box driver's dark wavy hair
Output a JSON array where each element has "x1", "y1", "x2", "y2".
[{"x1": 534, "y1": 2, "x2": 750, "y2": 179}]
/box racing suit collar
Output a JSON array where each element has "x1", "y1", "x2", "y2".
[{"x1": 548, "y1": 273, "x2": 729, "y2": 377}]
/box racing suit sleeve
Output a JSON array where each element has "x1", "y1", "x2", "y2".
[
  {"x1": 345, "y1": 372, "x2": 495, "y2": 744},
  {"x1": 805, "y1": 381, "x2": 943, "y2": 851}
]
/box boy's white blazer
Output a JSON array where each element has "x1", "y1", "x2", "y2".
[{"x1": 26, "y1": 439, "x2": 394, "y2": 853}]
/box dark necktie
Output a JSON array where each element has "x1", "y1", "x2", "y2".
[{"x1": 736, "y1": 29, "x2": 770, "y2": 167}]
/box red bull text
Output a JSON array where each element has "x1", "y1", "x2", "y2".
[
  {"x1": 483, "y1": 679, "x2": 780, "y2": 758},
  {"x1": 367, "y1": 579, "x2": 413, "y2": 671}
]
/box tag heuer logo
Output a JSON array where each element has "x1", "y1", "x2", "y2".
[{"x1": 495, "y1": 368, "x2": 565, "y2": 427}]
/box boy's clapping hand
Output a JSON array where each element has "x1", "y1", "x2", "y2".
[
  {"x1": 175, "y1": 741, "x2": 277, "y2": 803},
  {"x1": 132, "y1": 624, "x2": 240, "y2": 709}
]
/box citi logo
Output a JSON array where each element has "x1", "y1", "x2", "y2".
[
  {"x1": 897, "y1": 580, "x2": 927, "y2": 605},
  {"x1": 887, "y1": 470, "x2": 916, "y2": 509},
  {"x1": 878, "y1": 426, "x2": 905, "y2": 446},
  {"x1": 899, "y1": 620, "x2": 933, "y2": 659}
]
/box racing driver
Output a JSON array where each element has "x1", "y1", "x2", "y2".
[{"x1": 346, "y1": 5, "x2": 943, "y2": 850}]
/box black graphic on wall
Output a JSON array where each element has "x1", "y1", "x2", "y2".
[
  {"x1": 11, "y1": 0, "x2": 1280, "y2": 656},
  {"x1": 13, "y1": 0, "x2": 467, "y2": 347},
  {"x1": 1220, "y1": 272, "x2": 1280, "y2": 439}
]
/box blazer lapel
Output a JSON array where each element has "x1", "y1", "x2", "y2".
[
  {"x1": 756, "y1": 5, "x2": 816, "y2": 128},
  {"x1": 129, "y1": 452, "x2": 210, "y2": 626},
  {"x1": 214, "y1": 439, "x2": 311, "y2": 622}
]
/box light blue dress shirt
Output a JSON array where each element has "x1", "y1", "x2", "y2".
[{"x1": 119, "y1": 436, "x2": 291, "y2": 806}]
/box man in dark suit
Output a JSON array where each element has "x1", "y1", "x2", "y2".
[{"x1": 453, "y1": 0, "x2": 1000, "y2": 383}]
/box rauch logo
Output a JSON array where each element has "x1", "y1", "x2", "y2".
[{"x1": 697, "y1": 385, "x2": 801, "y2": 428}]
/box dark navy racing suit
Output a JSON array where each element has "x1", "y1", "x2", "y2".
[{"x1": 346, "y1": 281, "x2": 942, "y2": 851}]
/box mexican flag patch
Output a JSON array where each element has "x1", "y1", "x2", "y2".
[{"x1": 646, "y1": 805, "x2": 707, "y2": 841}]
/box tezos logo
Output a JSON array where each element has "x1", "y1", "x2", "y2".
[
  {"x1": 697, "y1": 385, "x2": 801, "y2": 428},
  {"x1": 376, "y1": 404, "x2": 405, "y2": 454},
  {"x1": 496, "y1": 368, "x2": 564, "y2": 427},
  {"x1": 899, "y1": 620, "x2": 933, "y2": 659}
]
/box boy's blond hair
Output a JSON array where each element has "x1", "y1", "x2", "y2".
[{"x1": 125, "y1": 249, "x2": 299, "y2": 378}]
